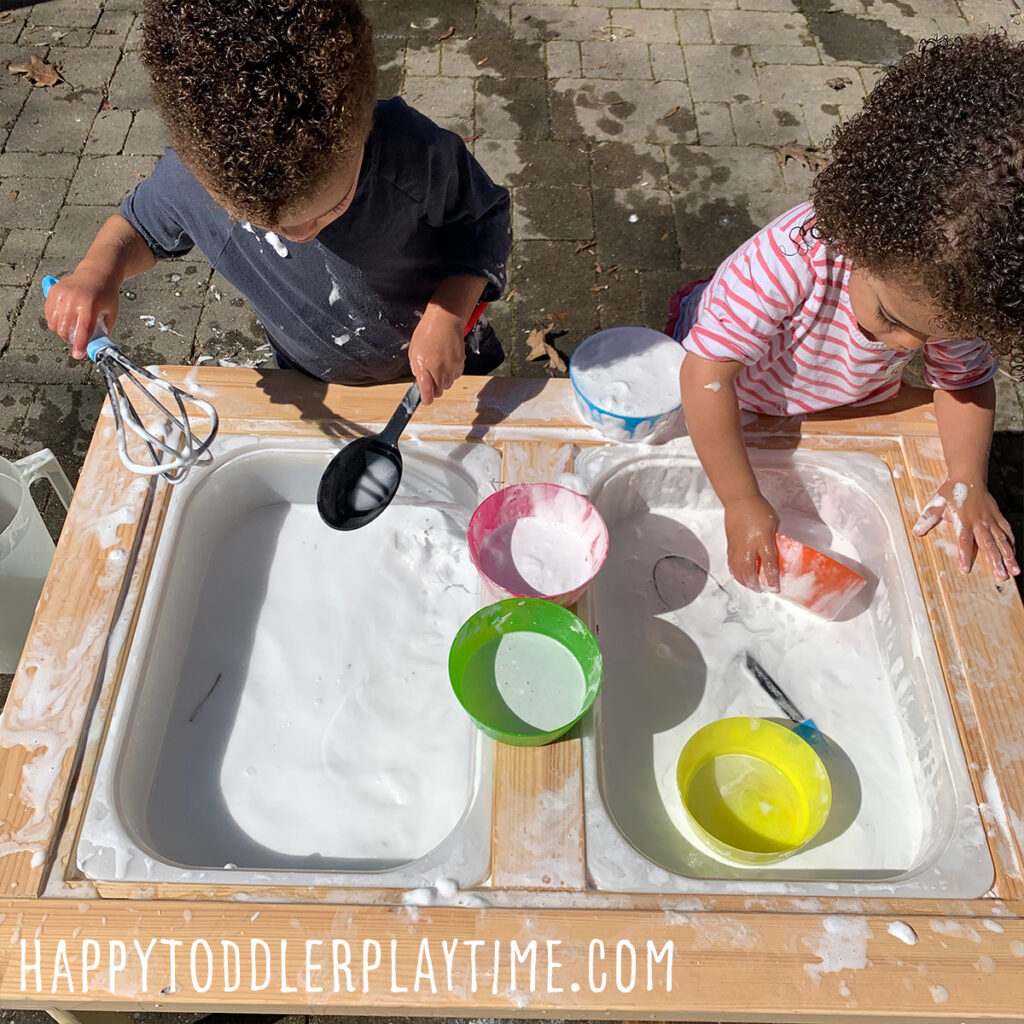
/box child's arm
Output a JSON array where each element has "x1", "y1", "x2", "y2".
[
  {"x1": 680, "y1": 353, "x2": 781, "y2": 592},
  {"x1": 44, "y1": 214, "x2": 157, "y2": 358},
  {"x1": 913, "y1": 380, "x2": 1019, "y2": 579},
  {"x1": 401, "y1": 108, "x2": 509, "y2": 403},
  {"x1": 408, "y1": 274, "x2": 488, "y2": 405}
]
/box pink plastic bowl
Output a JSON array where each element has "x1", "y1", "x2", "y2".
[{"x1": 468, "y1": 483, "x2": 609, "y2": 606}]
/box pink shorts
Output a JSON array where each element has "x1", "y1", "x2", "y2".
[{"x1": 664, "y1": 278, "x2": 711, "y2": 341}]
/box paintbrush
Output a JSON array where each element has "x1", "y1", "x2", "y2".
[{"x1": 744, "y1": 653, "x2": 830, "y2": 752}]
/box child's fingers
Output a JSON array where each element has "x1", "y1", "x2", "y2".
[
  {"x1": 71, "y1": 309, "x2": 99, "y2": 360},
  {"x1": 912, "y1": 498, "x2": 946, "y2": 536},
  {"x1": 729, "y1": 548, "x2": 761, "y2": 592},
  {"x1": 1004, "y1": 546, "x2": 1022, "y2": 578},
  {"x1": 410, "y1": 353, "x2": 437, "y2": 405},
  {"x1": 52, "y1": 306, "x2": 71, "y2": 343},
  {"x1": 757, "y1": 542, "x2": 781, "y2": 594},
  {"x1": 985, "y1": 521, "x2": 1019, "y2": 578},
  {"x1": 438, "y1": 354, "x2": 465, "y2": 395},
  {"x1": 972, "y1": 524, "x2": 1007, "y2": 580},
  {"x1": 993, "y1": 518, "x2": 1021, "y2": 576},
  {"x1": 995, "y1": 513, "x2": 1016, "y2": 552},
  {"x1": 46, "y1": 299, "x2": 74, "y2": 346},
  {"x1": 433, "y1": 369, "x2": 455, "y2": 398},
  {"x1": 951, "y1": 512, "x2": 975, "y2": 573},
  {"x1": 46, "y1": 295, "x2": 94, "y2": 359},
  {"x1": 43, "y1": 291, "x2": 62, "y2": 334},
  {"x1": 61, "y1": 311, "x2": 83, "y2": 355}
]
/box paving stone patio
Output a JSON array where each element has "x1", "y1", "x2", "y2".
[{"x1": 1, "y1": 0, "x2": 1023, "y2": 1020}]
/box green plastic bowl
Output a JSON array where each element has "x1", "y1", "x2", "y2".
[
  {"x1": 676, "y1": 716, "x2": 832, "y2": 865},
  {"x1": 449, "y1": 598, "x2": 603, "y2": 746}
]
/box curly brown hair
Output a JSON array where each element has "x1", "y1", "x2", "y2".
[
  {"x1": 141, "y1": 0, "x2": 377, "y2": 225},
  {"x1": 811, "y1": 33, "x2": 1024, "y2": 377}
]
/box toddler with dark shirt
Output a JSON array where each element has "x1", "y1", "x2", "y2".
[{"x1": 45, "y1": 0, "x2": 511, "y2": 405}]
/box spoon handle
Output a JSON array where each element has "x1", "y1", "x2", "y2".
[{"x1": 379, "y1": 382, "x2": 421, "y2": 447}]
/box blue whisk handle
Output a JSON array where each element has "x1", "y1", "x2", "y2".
[
  {"x1": 40, "y1": 275, "x2": 115, "y2": 363},
  {"x1": 86, "y1": 336, "x2": 116, "y2": 361}
]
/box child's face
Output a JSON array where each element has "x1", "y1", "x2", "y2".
[
  {"x1": 246, "y1": 148, "x2": 364, "y2": 244},
  {"x1": 848, "y1": 269, "x2": 945, "y2": 351}
]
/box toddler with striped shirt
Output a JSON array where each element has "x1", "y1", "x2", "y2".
[{"x1": 667, "y1": 34, "x2": 1022, "y2": 590}]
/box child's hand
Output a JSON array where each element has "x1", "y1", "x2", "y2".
[
  {"x1": 724, "y1": 495, "x2": 781, "y2": 592},
  {"x1": 408, "y1": 309, "x2": 465, "y2": 405},
  {"x1": 44, "y1": 265, "x2": 121, "y2": 359},
  {"x1": 912, "y1": 479, "x2": 1019, "y2": 580}
]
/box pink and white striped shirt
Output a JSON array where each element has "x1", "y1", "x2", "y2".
[{"x1": 680, "y1": 203, "x2": 997, "y2": 416}]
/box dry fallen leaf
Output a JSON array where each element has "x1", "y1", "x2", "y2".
[
  {"x1": 9, "y1": 190, "x2": 18, "y2": 203},
  {"x1": 437, "y1": 25, "x2": 454, "y2": 42},
  {"x1": 826, "y1": 76, "x2": 853, "y2": 91},
  {"x1": 7, "y1": 54, "x2": 62, "y2": 87},
  {"x1": 476, "y1": 57, "x2": 488, "y2": 67},
  {"x1": 525, "y1": 328, "x2": 547, "y2": 358},
  {"x1": 543, "y1": 311, "x2": 568, "y2": 322},
  {"x1": 771, "y1": 140, "x2": 829, "y2": 174},
  {"x1": 663, "y1": 106, "x2": 680, "y2": 119},
  {"x1": 525, "y1": 326, "x2": 567, "y2": 373},
  {"x1": 574, "y1": 239, "x2": 597, "y2": 255}
]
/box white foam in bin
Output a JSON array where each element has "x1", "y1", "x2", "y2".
[
  {"x1": 78, "y1": 436, "x2": 498, "y2": 888},
  {"x1": 574, "y1": 445, "x2": 993, "y2": 898}
]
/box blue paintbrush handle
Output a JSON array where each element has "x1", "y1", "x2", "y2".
[
  {"x1": 745, "y1": 653, "x2": 831, "y2": 752},
  {"x1": 796, "y1": 720, "x2": 830, "y2": 754}
]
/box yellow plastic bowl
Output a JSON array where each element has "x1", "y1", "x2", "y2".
[{"x1": 676, "y1": 717, "x2": 832, "y2": 865}]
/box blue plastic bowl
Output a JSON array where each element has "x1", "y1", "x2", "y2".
[{"x1": 569, "y1": 327, "x2": 685, "y2": 442}]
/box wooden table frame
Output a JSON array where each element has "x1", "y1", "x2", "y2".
[{"x1": 0, "y1": 371, "x2": 1021, "y2": 1021}]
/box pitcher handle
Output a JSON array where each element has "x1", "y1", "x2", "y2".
[{"x1": 14, "y1": 448, "x2": 74, "y2": 510}]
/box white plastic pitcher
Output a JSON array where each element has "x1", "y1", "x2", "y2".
[{"x1": 0, "y1": 449, "x2": 73, "y2": 673}]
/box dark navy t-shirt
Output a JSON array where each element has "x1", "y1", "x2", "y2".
[{"x1": 119, "y1": 98, "x2": 511, "y2": 384}]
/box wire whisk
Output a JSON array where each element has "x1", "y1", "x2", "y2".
[{"x1": 42, "y1": 276, "x2": 218, "y2": 484}]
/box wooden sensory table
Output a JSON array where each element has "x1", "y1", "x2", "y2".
[{"x1": 0, "y1": 371, "x2": 1021, "y2": 1022}]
